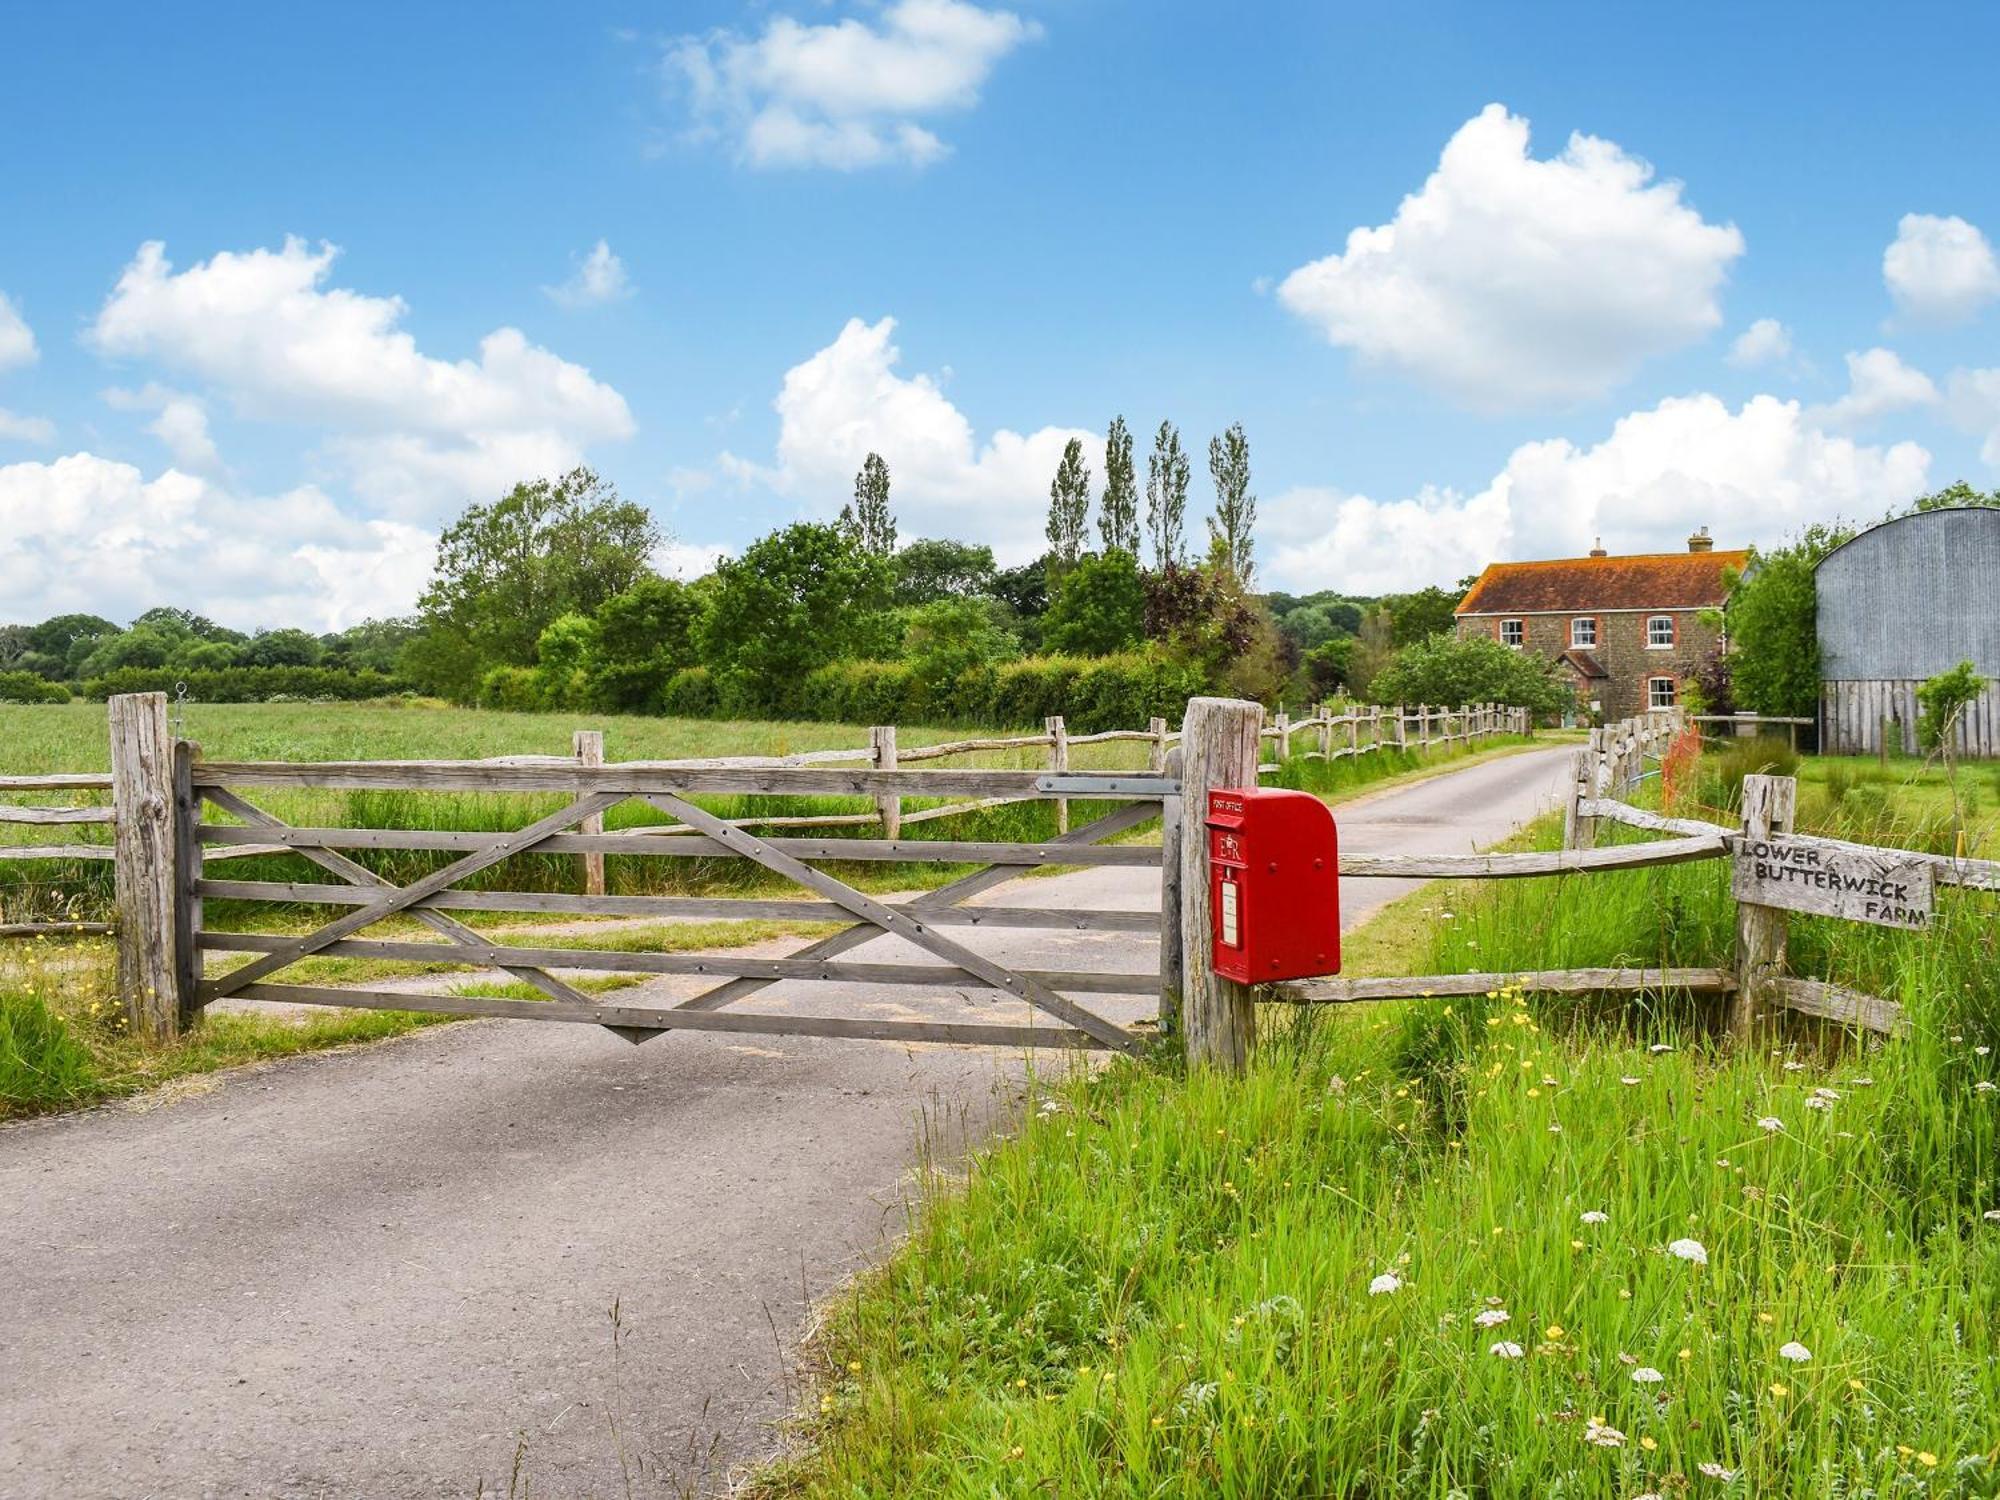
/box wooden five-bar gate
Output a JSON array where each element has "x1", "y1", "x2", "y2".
[{"x1": 148, "y1": 719, "x2": 1189, "y2": 1057}]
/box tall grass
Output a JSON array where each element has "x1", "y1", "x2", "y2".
[{"x1": 760, "y1": 995, "x2": 2000, "y2": 1496}]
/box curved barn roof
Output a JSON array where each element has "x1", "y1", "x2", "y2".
[{"x1": 1815, "y1": 506, "x2": 2000, "y2": 680}]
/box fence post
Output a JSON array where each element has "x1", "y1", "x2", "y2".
[
  {"x1": 1046, "y1": 715, "x2": 1069, "y2": 835},
  {"x1": 1157, "y1": 743, "x2": 1185, "y2": 1040},
  {"x1": 573, "y1": 728, "x2": 606, "y2": 897},
  {"x1": 1421, "y1": 705, "x2": 1433, "y2": 751},
  {"x1": 1317, "y1": 706, "x2": 1332, "y2": 761},
  {"x1": 1562, "y1": 745, "x2": 1594, "y2": 850},
  {"x1": 1395, "y1": 705, "x2": 1409, "y2": 753},
  {"x1": 1273, "y1": 709, "x2": 1290, "y2": 764},
  {"x1": 1729, "y1": 774, "x2": 1797, "y2": 1040},
  {"x1": 871, "y1": 725, "x2": 901, "y2": 839},
  {"x1": 1148, "y1": 715, "x2": 1169, "y2": 773},
  {"x1": 1179, "y1": 696, "x2": 1263, "y2": 1072},
  {"x1": 108, "y1": 692, "x2": 185, "y2": 1044}
]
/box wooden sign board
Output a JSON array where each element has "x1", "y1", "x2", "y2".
[{"x1": 1732, "y1": 834, "x2": 1934, "y2": 930}]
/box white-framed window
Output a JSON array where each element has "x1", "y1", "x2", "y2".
[
  {"x1": 1648, "y1": 676, "x2": 1678, "y2": 709},
  {"x1": 1647, "y1": 615, "x2": 1675, "y2": 649},
  {"x1": 1570, "y1": 617, "x2": 1597, "y2": 648},
  {"x1": 1500, "y1": 619, "x2": 1524, "y2": 647}
]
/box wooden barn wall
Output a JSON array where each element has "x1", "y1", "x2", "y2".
[{"x1": 1821, "y1": 679, "x2": 2000, "y2": 758}]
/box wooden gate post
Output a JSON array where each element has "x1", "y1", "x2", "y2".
[
  {"x1": 1147, "y1": 716, "x2": 1169, "y2": 773},
  {"x1": 573, "y1": 729, "x2": 606, "y2": 897},
  {"x1": 108, "y1": 692, "x2": 186, "y2": 1043},
  {"x1": 870, "y1": 725, "x2": 901, "y2": 839},
  {"x1": 1728, "y1": 773, "x2": 1797, "y2": 1040},
  {"x1": 1178, "y1": 696, "x2": 1263, "y2": 1071},
  {"x1": 1045, "y1": 715, "x2": 1069, "y2": 834}
]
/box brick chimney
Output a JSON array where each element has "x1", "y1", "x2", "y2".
[
  {"x1": 1588, "y1": 537, "x2": 1608, "y2": 557},
  {"x1": 1687, "y1": 526, "x2": 1713, "y2": 553}
]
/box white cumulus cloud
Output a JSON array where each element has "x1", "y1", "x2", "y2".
[
  {"x1": 0, "y1": 452, "x2": 434, "y2": 631},
  {"x1": 90, "y1": 238, "x2": 633, "y2": 518},
  {"x1": 546, "y1": 240, "x2": 632, "y2": 309},
  {"x1": 1727, "y1": 318, "x2": 1793, "y2": 368},
  {"x1": 1263, "y1": 392, "x2": 1930, "y2": 594},
  {"x1": 1883, "y1": 213, "x2": 2000, "y2": 325},
  {"x1": 1276, "y1": 104, "x2": 1744, "y2": 409},
  {"x1": 1806, "y1": 348, "x2": 1938, "y2": 430},
  {"x1": 1946, "y1": 366, "x2": 2000, "y2": 466},
  {"x1": 0, "y1": 292, "x2": 36, "y2": 371},
  {"x1": 724, "y1": 315, "x2": 1094, "y2": 558},
  {"x1": 0, "y1": 408, "x2": 55, "y2": 445},
  {"x1": 666, "y1": 0, "x2": 1039, "y2": 170},
  {"x1": 104, "y1": 384, "x2": 223, "y2": 472}
]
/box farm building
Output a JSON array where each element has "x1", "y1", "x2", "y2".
[{"x1": 1817, "y1": 506, "x2": 2000, "y2": 756}]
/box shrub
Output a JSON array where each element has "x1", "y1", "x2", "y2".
[
  {"x1": 0, "y1": 671, "x2": 69, "y2": 704},
  {"x1": 1367, "y1": 632, "x2": 1572, "y2": 717},
  {"x1": 81, "y1": 666, "x2": 404, "y2": 702},
  {"x1": 1917, "y1": 660, "x2": 1987, "y2": 751},
  {"x1": 477, "y1": 665, "x2": 544, "y2": 712},
  {"x1": 660, "y1": 666, "x2": 717, "y2": 718}
]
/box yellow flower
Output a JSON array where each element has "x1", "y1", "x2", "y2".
[
  {"x1": 847, "y1": 1360, "x2": 862, "y2": 1373},
  {"x1": 1679, "y1": 1348, "x2": 1693, "y2": 1361},
  {"x1": 1917, "y1": 1453, "x2": 1938, "y2": 1468},
  {"x1": 1151, "y1": 1415, "x2": 1164, "y2": 1428},
  {"x1": 1546, "y1": 1324, "x2": 1565, "y2": 1340},
  {"x1": 1848, "y1": 1379, "x2": 1864, "y2": 1391},
  {"x1": 1770, "y1": 1382, "x2": 1789, "y2": 1397},
  {"x1": 1640, "y1": 1436, "x2": 1658, "y2": 1452}
]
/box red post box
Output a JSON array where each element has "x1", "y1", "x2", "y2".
[{"x1": 1207, "y1": 787, "x2": 1340, "y2": 983}]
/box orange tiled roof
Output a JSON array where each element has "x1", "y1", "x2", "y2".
[{"x1": 1456, "y1": 549, "x2": 1748, "y2": 615}]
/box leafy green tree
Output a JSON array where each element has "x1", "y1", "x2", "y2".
[
  {"x1": 419, "y1": 467, "x2": 660, "y2": 674},
  {"x1": 1908, "y1": 480, "x2": 2000, "y2": 512},
  {"x1": 891, "y1": 538, "x2": 997, "y2": 604},
  {"x1": 1145, "y1": 420, "x2": 1190, "y2": 571},
  {"x1": 241, "y1": 628, "x2": 322, "y2": 668},
  {"x1": 1917, "y1": 660, "x2": 1987, "y2": 751},
  {"x1": 1724, "y1": 521, "x2": 1855, "y2": 717},
  {"x1": 1098, "y1": 416, "x2": 1139, "y2": 555},
  {"x1": 174, "y1": 640, "x2": 240, "y2": 672},
  {"x1": 1367, "y1": 633, "x2": 1572, "y2": 716},
  {"x1": 132, "y1": 606, "x2": 239, "y2": 642},
  {"x1": 320, "y1": 618, "x2": 423, "y2": 674},
  {"x1": 698, "y1": 522, "x2": 893, "y2": 710},
  {"x1": 78, "y1": 627, "x2": 176, "y2": 676},
  {"x1": 902, "y1": 597, "x2": 1020, "y2": 706},
  {"x1": 588, "y1": 574, "x2": 700, "y2": 712},
  {"x1": 1204, "y1": 422, "x2": 1256, "y2": 586},
  {"x1": 532, "y1": 613, "x2": 596, "y2": 709},
  {"x1": 1046, "y1": 438, "x2": 1092, "y2": 567},
  {"x1": 1301, "y1": 637, "x2": 1357, "y2": 699},
  {"x1": 840, "y1": 452, "x2": 897, "y2": 556},
  {"x1": 1042, "y1": 550, "x2": 1146, "y2": 656},
  {"x1": 26, "y1": 613, "x2": 116, "y2": 661},
  {"x1": 1384, "y1": 586, "x2": 1462, "y2": 647}
]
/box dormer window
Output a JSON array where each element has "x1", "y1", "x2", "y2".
[{"x1": 1570, "y1": 617, "x2": 1597, "y2": 648}]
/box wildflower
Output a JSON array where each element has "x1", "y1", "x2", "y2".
[
  {"x1": 1639, "y1": 1436, "x2": 1658, "y2": 1453},
  {"x1": 1545, "y1": 1324, "x2": 1565, "y2": 1340},
  {"x1": 1978, "y1": 1045, "x2": 1992, "y2": 1057},
  {"x1": 1778, "y1": 1341, "x2": 1811, "y2": 1362},
  {"x1": 1679, "y1": 1348, "x2": 1693, "y2": 1361},
  {"x1": 1783, "y1": 1060, "x2": 1806, "y2": 1072},
  {"x1": 1582, "y1": 1419, "x2": 1626, "y2": 1448},
  {"x1": 1580, "y1": 1210, "x2": 1608, "y2": 1224},
  {"x1": 1812, "y1": 1086, "x2": 1841, "y2": 1101},
  {"x1": 1917, "y1": 1452, "x2": 1939, "y2": 1468},
  {"x1": 1368, "y1": 1272, "x2": 1402, "y2": 1296},
  {"x1": 1976, "y1": 1081, "x2": 1998, "y2": 1095},
  {"x1": 1769, "y1": 1382, "x2": 1789, "y2": 1397},
  {"x1": 1804, "y1": 1095, "x2": 1832, "y2": 1112},
  {"x1": 1649, "y1": 1044, "x2": 1674, "y2": 1054},
  {"x1": 1489, "y1": 1340, "x2": 1525, "y2": 1358},
  {"x1": 1848, "y1": 1379, "x2": 1864, "y2": 1391},
  {"x1": 1632, "y1": 1366, "x2": 1665, "y2": 1384},
  {"x1": 1474, "y1": 1309, "x2": 1511, "y2": 1327},
  {"x1": 1756, "y1": 1116, "x2": 1784, "y2": 1132},
  {"x1": 1698, "y1": 1462, "x2": 1738, "y2": 1480},
  {"x1": 1668, "y1": 1238, "x2": 1709, "y2": 1265},
  {"x1": 1620, "y1": 1076, "x2": 1640, "y2": 1086}
]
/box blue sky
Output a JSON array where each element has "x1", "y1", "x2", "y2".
[{"x1": 3, "y1": 1, "x2": 1998, "y2": 628}]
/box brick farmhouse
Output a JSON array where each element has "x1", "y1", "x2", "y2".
[{"x1": 1452, "y1": 530, "x2": 1747, "y2": 722}]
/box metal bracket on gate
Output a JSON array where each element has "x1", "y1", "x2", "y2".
[{"x1": 1033, "y1": 774, "x2": 1181, "y2": 797}]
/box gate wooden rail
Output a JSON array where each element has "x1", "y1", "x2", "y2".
[{"x1": 178, "y1": 753, "x2": 1178, "y2": 1055}]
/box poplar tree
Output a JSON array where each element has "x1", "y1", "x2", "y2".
[
  {"x1": 839, "y1": 452, "x2": 897, "y2": 556},
  {"x1": 1205, "y1": 422, "x2": 1257, "y2": 586},
  {"x1": 1145, "y1": 420, "x2": 1190, "y2": 571},
  {"x1": 1097, "y1": 416, "x2": 1140, "y2": 555},
  {"x1": 1046, "y1": 437, "x2": 1092, "y2": 565}
]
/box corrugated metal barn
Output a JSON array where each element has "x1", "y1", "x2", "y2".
[{"x1": 1816, "y1": 506, "x2": 2000, "y2": 756}]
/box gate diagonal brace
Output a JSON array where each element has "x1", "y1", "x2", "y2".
[
  {"x1": 642, "y1": 791, "x2": 1144, "y2": 1055},
  {"x1": 199, "y1": 786, "x2": 599, "y2": 1012},
  {"x1": 201, "y1": 790, "x2": 625, "y2": 1003},
  {"x1": 650, "y1": 798, "x2": 1161, "y2": 1040}
]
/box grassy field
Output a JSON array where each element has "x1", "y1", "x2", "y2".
[
  {"x1": 0, "y1": 698, "x2": 1534, "y2": 1118},
  {"x1": 752, "y1": 755, "x2": 2000, "y2": 1497}
]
